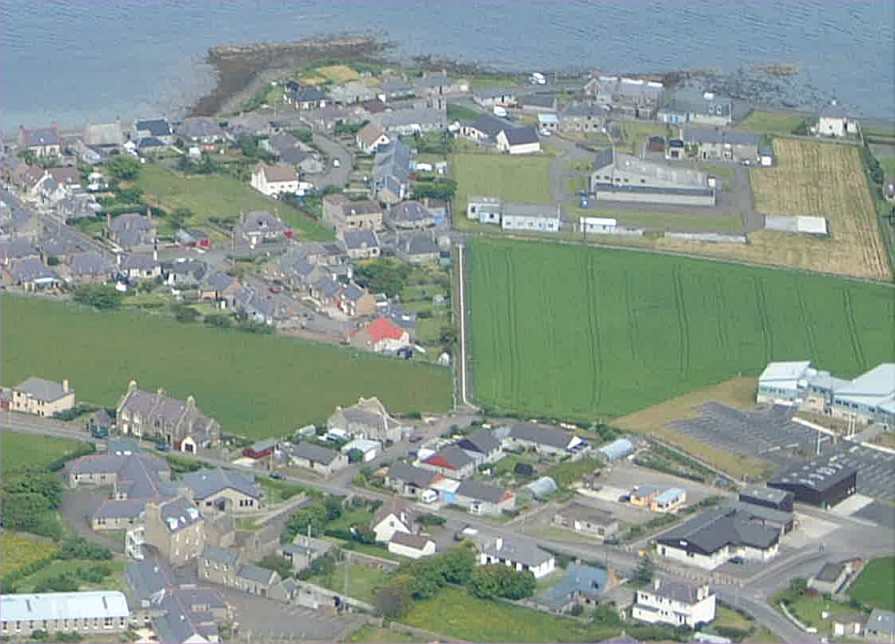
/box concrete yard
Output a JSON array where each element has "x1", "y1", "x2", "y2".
[{"x1": 598, "y1": 461, "x2": 725, "y2": 505}]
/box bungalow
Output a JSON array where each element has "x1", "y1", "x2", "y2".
[
  {"x1": 176, "y1": 117, "x2": 227, "y2": 145},
  {"x1": 199, "y1": 271, "x2": 241, "y2": 308},
  {"x1": 322, "y1": 194, "x2": 384, "y2": 231},
  {"x1": 658, "y1": 90, "x2": 734, "y2": 127},
  {"x1": 460, "y1": 114, "x2": 513, "y2": 144},
  {"x1": 832, "y1": 613, "x2": 868, "y2": 639},
  {"x1": 495, "y1": 126, "x2": 540, "y2": 155},
  {"x1": 807, "y1": 560, "x2": 857, "y2": 595},
  {"x1": 559, "y1": 103, "x2": 605, "y2": 133},
  {"x1": 162, "y1": 258, "x2": 207, "y2": 288},
  {"x1": 11, "y1": 377, "x2": 76, "y2": 417},
  {"x1": 386, "y1": 200, "x2": 435, "y2": 230},
  {"x1": 371, "y1": 502, "x2": 418, "y2": 543},
  {"x1": 235, "y1": 210, "x2": 289, "y2": 246},
  {"x1": 473, "y1": 89, "x2": 517, "y2": 108},
  {"x1": 681, "y1": 126, "x2": 760, "y2": 163},
  {"x1": 630, "y1": 486, "x2": 687, "y2": 513},
  {"x1": 388, "y1": 532, "x2": 436, "y2": 559},
  {"x1": 632, "y1": 579, "x2": 716, "y2": 628},
  {"x1": 865, "y1": 609, "x2": 895, "y2": 642},
  {"x1": 456, "y1": 428, "x2": 503, "y2": 465},
  {"x1": 478, "y1": 536, "x2": 555, "y2": 579},
  {"x1": 182, "y1": 467, "x2": 263, "y2": 514},
  {"x1": 504, "y1": 422, "x2": 583, "y2": 456},
  {"x1": 817, "y1": 102, "x2": 858, "y2": 138},
  {"x1": 284, "y1": 82, "x2": 328, "y2": 110},
  {"x1": 287, "y1": 442, "x2": 348, "y2": 476},
  {"x1": 538, "y1": 112, "x2": 559, "y2": 132},
  {"x1": 356, "y1": 122, "x2": 391, "y2": 154},
  {"x1": 374, "y1": 106, "x2": 448, "y2": 136},
  {"x1": 19, "y1": 125, "x2": 62, "y2": 157},
  {"x1": 395, "y1": 231, "x2": 439, "y2": 264},
  {"x1": 519, "y1": 94, "x2": 558, "y2": 113},
  {"x1": 378, "y1": 77, "x2": 416, "y2": 101},
  {"x1": 351, "y1": 317, "x2": 410, "y2": 354},
  {"x1": 500, "y1": 202, "x2": 560, "y2": 232},
  {"x1": 553, "y1": 503, "x2": 620, "y2": 540},
  {"x1": 421, "y1": 445, "x2": 476, "y2": 479},
  {"x1": 536, "y1": 563, "x2": 609, "y2": 614},
  {"x1": 243, "y1": 438, "x2": 277, "y2": 461},
  {"x1": 385, "y1": 462, "x2": 444, "y2": 500},
  {"x1": 341, "y1": 228, "x2": 381, "y2": 260},
  {"x1": 454, "y1": 479, "x2": 515, "y2": 516},
  {"x1": 250, "y1": 162, "x2": 299, "y2": 197}
]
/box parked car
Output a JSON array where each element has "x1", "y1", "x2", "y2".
[{"x1": 270, "y1": 472, "x2": 285, "y2": 480}]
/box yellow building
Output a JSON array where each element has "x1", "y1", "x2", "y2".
[{"x1": 10, "y1": 377, "x2": 75, "y2": 417}]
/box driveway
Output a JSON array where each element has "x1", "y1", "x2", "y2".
[{"x1": 311, "y1": 133, "x2": 352, "y2": 189}]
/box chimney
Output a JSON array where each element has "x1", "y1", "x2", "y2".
[
  {"x1": 62, "y1": 379, "x2": 69, "y2": 393},
  {"x1": 653, "y1": 578, "x2": 661, "y2": 591},
  {"x1": 494, "y1": 536, "x2": 503, "y2": 550},
  {"x1": 186, "y1": 395, "x2": 196, "y2": 409},
  {"x1": 116, "y1": 252, "x2": 122, "y2": 267},
  {"x1": 107, "y1": 212, "x2": 112, "y2": 229},
  {"x1": 153, "y1": 243, "x2": 158, "y2": 262}
]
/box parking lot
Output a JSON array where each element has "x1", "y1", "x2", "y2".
[{"x1": 669, "y1": 403, "x2": 895, "y2": 502}]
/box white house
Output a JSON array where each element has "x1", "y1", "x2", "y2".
[
  {"x1": 495, "y1": 126, "x2": 540, "y2": 155},
  {"x1": 356, "y1": 123, "x2": 391, "y2": 154},
  {"x1": 817, "y1": 103, "x2": 857, "y2": 138},
  {"x1": 632, "y1": 579, "x2": 716, "y2": 628},
  {"x1": 250, "y1": 162, "x2": 299, "y2": 197},
  {"x1": 478, "y1": 536, "x2": 555, "y2": 579},
  {"x1": 500, "y1": 203, "x2": 561, "y2": 233},
  {"x1": 340, "y1": 438, "x2": 380, "y2": 463},
  {"x1": 372, "y1": 504, "x2": 417, "y2": 543},
  {"x1": 388, "y1": 532, "x2": 436, "y2": 559}
]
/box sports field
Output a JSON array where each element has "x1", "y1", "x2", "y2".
[
  {"x1": 136, "y1": 164, "x2": 331, "y2": 241},
  {"x1": 1, "y1": 296, "x2": 452, "y2": 439},
  {"x1": 466, "y1": 238, "x2": 895, "y2": 420},
  {"x1": 451, "y1": 153, "x2": 552, "y2": 213}
]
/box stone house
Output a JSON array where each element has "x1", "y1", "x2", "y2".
[
  {"x1": 10, "y1": 376, "x2": 75, "y2": 416},
  {"x1": 322, "y1": 194, "x2": 383, "y2": 232},
  {"x1": 143, "y1": 496, "x2": 205, "y2": 567},
  {"x1": 182, "y1": 467, "x2": 263, "y2": 515},
  {"x1": 287, "y1": 442, "x2": 348, "y2": 476},
  {"x1": 327, "y1": 396, "x2": 403, "y2": 443}
]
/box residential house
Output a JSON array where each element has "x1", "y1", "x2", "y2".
[
  {"x1": 0, "y1": 238, "x2": 39, "y2": 267},
  {"x1": 18, "y1": 125, "x2": 62, "y2": 157},
  {"x1": 338, "y1": 281, "x2": 377, "y2": 317},
  {"x1": 590, "y1": 148, "x2": 716, "y2": 207},
  {"x1": 395, "y1": 231, "x2": 439, "y2": 264},
  {"x1": 356, "y1": 122, "x2": 391, "y2": 154},
  {"x1": 538, "y1": 112, "x2": 559, "y2": 132},
  {"x1": 8, "y1": 162, "x2": 48, "y2": 197},
  {"x1": 176, "y1": 117, "x2": 227, "y2": 145},
  {"x1": 478, "y1": 535, "x2": 555, "y2": 579},
  {"x1": 658, "y1": 90, "x2": 735, "y2": 126},
  {"x1": 134, "y1": 118, "x2": 174, "y2": 144},
  {"x1": 504, "y1": 422, "x2": 583, "y2": 456},
  {"x1": 117, "y1": 380, "x2": 221, "y2": 451},
  {"x1": 632, "y1": 579, "x2": 716, "y2": 628},
  {"x1": 536, "y1": 563, "x2": 609, "y2": 614},
  {"x1": 371, "y1": 502, "x2": 418, "y2": 543},
  {"x1": 386, "y1": 200, "x2": 434, "y2": 230},
  {"x1": 360, "y1": 98, "x2": 388, "y2": 116},
  {"x1": 373, "y1": 106, "x2": 448, "y2": 136},
  {"x1": 107, "y1": 211, "x2": 156, "y2": 250},
  {"x1": 378, "y1": 77, "x2": 416, "y2": 101},
  {"x1": 340, "y1": 437, "x2": 380, "y2": 463},
  {"x1": 0, "y1": 591, "x2": 130, "y2": 639},
  {"x1": 327, "y1": 396, "x2": 403, "y2": 443},
  {"x1": 265, "y1": 134, "x2": 324, "y2": 174},
  {"x1": 199, "y1": 271, "x2": 241, "y2": 308},
  {"x1": 182, "y1": 468, "x2": 263, "y2": 515},
  {"x1": 198, "y1": 545, "x2": 240, "y2": 588},
  {"x1": 630, "y1": 486, "x2": 687, "y2": 513},
  {"x1": 456, "y1": 428, "x2": 503, "y2": 465},
  {"x1": 460, "y1": 114, "x2": 514, "y2": 144},
  {"x1": 681, "y1": 127, "x2": 760, "y2": 162},
  {"x1": 388, "y1": 532, "x2": 436, "y2": 559},
  {"x1": 372, "y1": 139, "x2": 412, "y2": 204},
  {"x1": 341, "y1": 228, "x2": 381, "y2": 259},
  {"x1": 7, "y1": 257, "x2": 60, "y2": 291},
  {"x1": 518, "y1": 94, "x2": 558, "y2": 113},
  {"x1": 656, "y1": 506, "x2": 780, "y2": 570},
  {"x1": 83, "y1": 122, "x2": 125, "y2": 149},
  {"x1": 322, "y1": 194, "x2": 384, "y2": 231},
  {"x1": 455, "y1": 480, "x2": 516, "y2": 516},
  {"x1": 11, "y1": 377, "x2": 75, "y2": 416},
  {"x1": 421, "y1": 445, "x2": 476, "y2": 479},
  {"x1": 287, "y1": 442, "x2": 348, "y2": 476},
  {"x1": 559, "y1": 103, "x2": 605, "y2": 133},
  {"x1": 143, "y1": 496, "x2": 206, "y2": 566},
  {"x1": 328, "y1": 80, "x2": 376, "y2": 105},
  {"x1": 553, "y1": 503, "x2": 620, "y2": 540},
  {"x1": 817, "y1": 103, "x2": 857, "y2": 138},
  {"x1": 586, "y1": 75, "x2": 664, "y2": 119},
  {"x1": 118, "y1": 252, "x2": 161, "y2": 282},
  {"x1": 865, "y1": 609, "x2": 895, "y2": 642},
  {"x1": 235, "y1": 563, "x2": 281, "y2": 597},
  {"x1": 284, "y1": 82, "x2": 328, "y2": 110},
  {"x1": 385, "y1": 462, "x2": 444, "y2": 499},
  {"x1": 807, "y1": 560, "x2": 857, "y2": 595},
  {"x1": 415, "y1": 71, "x2": 469, "y2": 97},
  {"x1": 235, "y1": 209, "x2": 289, "y2": 247},
  {"x1": 46, "y1": 165, "x2": 81, "y2": 189},
  {"x1": 832, "y1": 613, "x2": 868, "y2": 639},
  {"x1": 250, "y1": 162, "x2": 299, "y2": 197},
  {"x1": 351, "y1": 316, "x2": 411, "y2": 353},
  {"x1": 162, "y1": 258, "x2": 207, "y2": 289},
  {"x1": 473, "y1": 88, "x2": 517, "y2": 108}
]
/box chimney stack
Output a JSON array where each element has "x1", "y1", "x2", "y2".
[{"x1": 62, "y1": 379, "x2": 70, "y2": 393}]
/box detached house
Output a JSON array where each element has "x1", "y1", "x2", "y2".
[
  {"x1": 341, "y1": 228, "x2": 381, "y2": 259},
  {"x1": 116, "y1": 380, "x2": 221, "y2": 452},
  {"x1": 19, "y1": 125, "x2": 62, "y2": 157},
  {"x1": 478, "y1": 535, "x2": 554, "y2": 579},
  {"x1": 107, "y1": 212, "x2": 156, "y2": 251},
  {"x1": 356, "y1": 122, "x2": 391, "y2": 154},
  {"x1": 322, "y1": 194, "x2": 383, "y2": 231},
  {"x1": 182, "y1": 468, "x2": 263, "y2": 514},
  {"x1": 385, "y1": 462, "x2": 444, "y2": 500},
  {"x1": 456, "y1": 428, "x2": 503, "y2": 465},
  {"x1": 11, "y1": 377, "x2": 76, "y2": 417},
  {"x1": 327, "y1": 396, "x2": 403, "y2": 443},
  {"x1": 454, "y1": 480, "x2": 516, "y2": 516},
  {"x1": 284, "y1": 81, "x2": 328, "y2": 110},
  {"x1": 235, "y1": 210, "x2": 289, "y2": 247},
  {"x1": 633, "y1": 579, "x2": 716, "y2": 628},
  {"x1": 495, "y1": 126, "x2": 541, "y2": 155},
  {"x1": 351, "y1": 317, "x2": 411, "y2": 354},
  {"x1": 505, "y1": 422, "x2": 584, "y2": 456},
  {"x1": 421, "y1": 445, "x2": 476, "y2": 479},
  {"x1": 371, "y1": 502, "x2": 418, "y2": 543},
  {"x1": 250, "y1": 162, "x2": 299, "y2": 197},
  {"x1": 287, "y1": 442, "x2": 348, "y2": 476}
]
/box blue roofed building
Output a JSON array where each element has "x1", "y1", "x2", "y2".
[{"x1": 535, "y1": 563, "x2": 609, "y2": 613}]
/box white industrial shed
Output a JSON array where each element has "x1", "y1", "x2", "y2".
[{"x1": 764, "y1": 215, "x2": 828, "y2": 235}]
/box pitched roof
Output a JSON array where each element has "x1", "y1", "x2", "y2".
[
  {"x1": 0, "y1": 591, "x2": 129, "y2": 622},
  {"x1": 389, "y1": 200, "x2": 433, "y2": 225},
  {"x1": 357, "y1": 122, "x2": 388, "y2": 148},
  {"x1": 482, "y1": 537, "x2": 551, "y2": 568},
  {"x1": 648, "y1": 579, "x2": 705, "y2": 604},
  {"x1": 390, "y1": 531, "x2": 433, "y2": 550},
  {"x1": 70, "y1": 252, "x2": 113, "y2": 276},
  {"x1": 291, "y1": 442, "x2": 341, "y2": 465},
  {"x1": 387, "y1": 461, "x2": 441, "y2": 487},
  {"x1": 237, "y1": 563, "x2": 278, "y2": 585},
  {"x1": 14, "y1": 376, "x2": 69, "y2": 401},
  {"x1": 657, "y1": 506, "x2": 779, "y2": 555},
  {"x1": 467, "y1": 114, "x2": 512, "y2": 138},
  {"x1": 509, "y1": 422, "x2": 573, "y2": 449},
  {"x1": 537, "y1": 563, "x2": 607, "y2": 609},
  {"x1": 257, "y1": 162, "x2": 297, "y2": 183},
  {"x1": 456, "y1": 479, "x2": 511, "y2": 504},
  {"x1": 202, "y1": 546, "x2": 240, "y2": 567},
  {"x1": 158, "y1": 497, "x2": 202, "y2": 533},
  {"x1": 10, "y1": 257, "x2": 57, "y2": 283},
  {"x1": 342, "y1": 228, "x2": 380, "y2": 251},
  {"x1": 424, "y1": 445, "x2": 474, "y2": 471},
  {"x1": 457, "y1": 428, "x2": 501, "y2": 455},
  {"x1": 182, "y1": 467, "x2": 261, "y2": 500},
  {"x1": 135, "y1": 118, "x2": 172, "y2": 137},
  {"x1": 363, "y1": 317, "x2": 407, "y2": 343},
  {"x1": 20, "y1": 126, "x2": 61, "y2": 147},
  {"x1": 502, "y1": 126, "x2": 539, "y2": 146}
]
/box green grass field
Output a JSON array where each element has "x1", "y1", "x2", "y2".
[
  {"x1": 568, "y1": 206, "x2": 744, "y2": 234},
  {"x1": 309, "y1": 562, "x2": 389, "y2": 603},
  {"x1": 1, "y1": 296, "x2": 452, "y2": 439},
  {"x1": 136, "y1": 164, "x2": 331, "y2": 241},
  {"x1": 404, "y1": 586, "x2": 620, "y2": 642},
  {"x1": 467, "y1": 238, "x2": 895, "y2": 420},
  {"x1": 1, "y1": 431, "x2": 86, "y2": 474},
  {"x1": 736, "y1": 110, "x2": 807, "y2": 135},
  {"x1": 0, "y1": 532, "x2": 58, "y2": 578},
  {"x1": 12, "y1": 559, "x2": 126, "y2": 593},
  {"x1": 850, "y1": 557, "x2": 895, "y2": 611},
  {"x1": 451, "y1": 153, "x2": 552, "y2": 213}
]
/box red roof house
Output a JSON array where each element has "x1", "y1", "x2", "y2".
[{"x1": 351, "y1": 317, "x2": 410, "y2": 353}]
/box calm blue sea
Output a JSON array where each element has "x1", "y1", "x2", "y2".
[{"x1": 1, "y1": 0, "x2": 893, "y2": 132}]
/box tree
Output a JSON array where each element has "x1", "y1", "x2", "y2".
[
  {"x1": 323, "y1": 496, "x2": 344, "y2": 521},
  {"x1": 353, "y1": 259, "x2": 411, "y2": 298},
  {"x1": 58, "y1": 536, "x2": 112, "y2": 561},
  {"x1": 170, "y1": 207, "x2": 193, "y2": 230},
  {"x1": 73, "y1": 284, "x2": 123, "y2": 310},
  {"x1": 439, "y1": 543, "x2": 476, "y2": 585},
  {"x1": 4, "y1": 471, "x2": 63, "y2": 508},
  {"x1": 171, "y1": 303, "x2": 200, "y2": 323},
  {"x1": 634, "y1": 555, "x2": 655, "y2": 586},
  {"x1": 106, "y1": 155, "x2": 141, "y2": 181},
  {"x1": 282, "y1": 502, "x2": 328, "y2": 541},
  {"x1": 374, "y1": 577, "x2": 413, "y2": 619},
  {"x1": 34, "y1": 573, "x2": 79, "y2": 593},
  {"x1": 346, "y1": 448, "x2": 364, "y2": 464},
  {"x1": 116, "y1": 186, "x2": 143, "y2": 204},
  {"x1": 469, "y1": 564, "x2": 535, "y2": 600},
  {"x1": 258, "y1": 554, "x2": 293, "y2": 580}
]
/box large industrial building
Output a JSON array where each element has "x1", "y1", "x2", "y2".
[
  {"x1": 768, "y1": 456, "x2": 858, "y2": 509},
  {"x1": 757, "y1": 361, "x2": 895, "y2": 429},
  {"x1": 590, "y1": 148, "x2": 716, "y2": 206}
]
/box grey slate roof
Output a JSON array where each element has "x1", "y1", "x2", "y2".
[
  {"x1": 202, "y1": 271, "x2": 237, "y2": 292},
  {"x1": 135, "y1": 119, "x2": 172, "y2": 137},
  {"x1": 14, "y1": 376, "x2": 69, "y2": 402},
  {"x1": 202, "y1": 546, "x2": 240, "y2": 567},
  {"x1": 467, "y1": 114, "x2": 512, "y2": 139},
  {"x1": 177, "y1": 117, "x2": 226, "y2": 140},
  {"x1": 682, "y1": 126, "x2": 760, "y2": 146},
  {"x1": 509, "y1": 422, "x2": 573, "y2": 449},
  {"x1": 390, "y1": 531, "x2": 433, "y2": 549},
  {"x1": 373, "y1": 139, "x2": 411, "y2": 185},
  {"x1": 502, "y1": 126, "x2": 539, "y2": 146},
  {"x1": 426, "y1": 444, "x2": 474, "y2": 470},
  {"x1": 10, "y1": 257, "x2": 57, "y2": 283},
  {"x1": 520, "y1": 94, "x2": 556, "y2": 108},
  {"x1": 69, "y1": 252, "x2": 113, "y2": 277},
  {"x1": 814, "y1": 561, "x2": 847, "y2": 583},
  {"x1": 182, "y1": 467, "x2": 261, "y2": 500},
  {"x1": 657, "y1": 506, "x2": 779, "y2": 555},
  {"x1": 159, "y1": 496, "x2": 202, "y2": 532},
  {"x1": 388, "y1": 461, "x2": 441, "y2": 487},
  {"x1": 237, "y1": 563, "x2": 277, "y2": 585},
  {"x1": 457, "y1": 428, "x2": 501, "y2": 455},
  {"x1": 21, "y1": 127, "x2": 61, "y2": 147},
  {"x1": 291, "y1": 441, "x2": 341, "y2": 465},
  {"x1": 456, "y1": 479, "x2": 510, "y2": 504},
  {"x1": 398, "y1": 231, "x2": 438, "y2": 257},
  {"x1": 537, "y1": 563, "x2": 607, "y2": 609},
  {"x1": 121, "y1": 253, "x2": 159, "y2": 271},
  {"x1": 0, "y1": 238, "x2": 38, "y2": 262},
  {"x1": 650, "y1": 579, "x2": 703, "y2": 604},
  {"x1": 389, "y1": 200, "x2": 433, "y2": 226},
  {"x1": 867, "y1": 609, "x2": 895, "y2": 637},
  {"x1": 769, "y1": 456, "x2": 857, "y2": 494},
  {"x1": 342, "y1": 228, "x2": 380, "y2": 251},
  {"x1": 482, "y1": 537, "x2": 551, "y2": 568}
]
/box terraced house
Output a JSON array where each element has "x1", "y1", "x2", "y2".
[{"x1": 116, "y1": 380, "x2": 221, "y2": 451}]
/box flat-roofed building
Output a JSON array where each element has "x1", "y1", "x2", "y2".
[{"x1": 768, "y1": 455, "x2": 857, "y2": 509}]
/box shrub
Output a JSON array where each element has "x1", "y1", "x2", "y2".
[
  {"x1": 59, "y1": 536, "x2": 112, "y2": 561},
  {"x1": 73, "y1": 284, "x2": 123, "y2": 310},
  {"x1": 258, "y1": 554, "x2": 293, "y2": 580},
  {"x1": 374, "y1": 576, "x2": 413, "y2": 619},
  {"x1": 468, "y1": 564, "x2": 535, "y2": 600}
]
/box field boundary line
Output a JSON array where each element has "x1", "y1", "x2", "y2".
[{"x1": 842, "y1": 289, "x2": 867, "y2": 370}]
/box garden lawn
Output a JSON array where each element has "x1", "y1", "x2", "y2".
[
  {"x1": 0, "y1": 532, "x2": 57, "y2": 578},
  {"x1": 349, "y1": 626, "x2": 420, "y2": 643},
  {"x1": 12, "y1": 560, "x2": 126, "y2": 593},
  {"x1": 451, "y1": 153, "x2": 552, "y2": 213},
  {"x1": 403, "y1": 586, "x2": 621, "y2": 642},
  {"x1": 850, "y1": 557, "x2": 895, "y2": 611},
  {"x1": 736, "y1": 110, "x2": 807, "y2": 135},
  {"x1": 1, "y1": 296, "x2": 452, "y2": 439},
  {"x1": 135, "y1": 164, "x2": 331, "y2": 241},
  {"x1": 467, "y1": 238, "x2": 895, "y2": 421},
  {"x1": 567, "y1": 206, "x2": 743, "y2": 234},
  {"x1": 0, "y1": 431, "x2": 86, "y2": 474},
  {"x1": 309, "y1": 562, "x2": 389, "y2": 604}
]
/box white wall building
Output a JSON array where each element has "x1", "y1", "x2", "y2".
[
  {"x1": 250, "y1": 162, "x2": 299, "y2": 197},
  {"x1": 632, "y1": 580, "x2": 716, "y2": 628},
  {"x1": 0, "y1": 591, "x2": 130, "y2": 638}
]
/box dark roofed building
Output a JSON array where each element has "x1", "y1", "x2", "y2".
[
  {"x1": 287, "y1": 442, "x2": 348, "y2": 475},
  {"x1": 768, "y1": 456, "x2": 857, "y2": 509},
  {"x1": 455, "y1": 479, "x2": 516, "y2": 515},
  {"x1": 421, "y1": 445, "x2": 476, "y2": 478},
  {"x1": 387, "y1": 200, "x2": 435, "y2": 230},
  {"x1": 739, "y1": 485, "x2": 794, "y2": 512}
]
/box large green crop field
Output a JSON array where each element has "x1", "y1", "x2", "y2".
[
  {"x1": 467, "y1": 239, "x2": 895, "y2": 420},
  {"x1": 1, "y1": 297, "x2": 451, "y2": 438}
]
